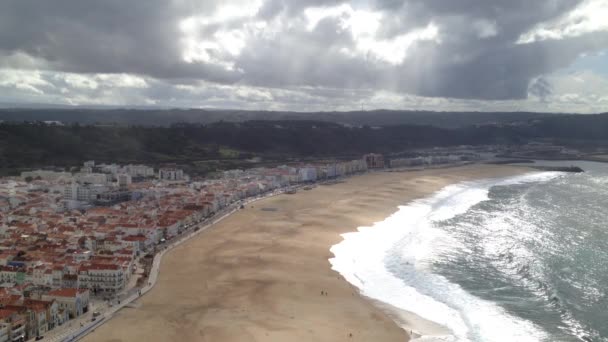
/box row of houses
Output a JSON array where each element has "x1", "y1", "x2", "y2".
[
  {"x1": 271, "y1": 159, "x2": 369, "y2": 184},
  {"x1": 1, "y1": 155, "x2": 378, "y2": 304},
  {"x1": 0, "y1": 255, "x2": 132, "y2": 296},
  {"x1": 0, "y1": 287, "x2": 89, "y2": 341},
  {"x1": 389, "y1": 153, "x2": 481, "y2": 168}
]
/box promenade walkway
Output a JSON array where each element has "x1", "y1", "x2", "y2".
[{"x1": 43, "y1": 190, "x2": 285, "y2": 342}]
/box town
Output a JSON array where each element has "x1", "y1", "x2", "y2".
[{"x1": 0, "y1": 155, "x2": 388, "y2": 341}]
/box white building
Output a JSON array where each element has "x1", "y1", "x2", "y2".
[
  {"x1": 77, "y1": 264, "x2": 125, "y2": 293},
  {"x1": 324, "y1": 163, "x2": 338, "y2": 178},
  {"x1": 63, "y1": 183, "x2": 108, "y2": 202},
  {"x1": 117, "y1": 174, "x2": 132, "y2": 188},
  {"x1": 298, "y1": 165, "x2": 317, "y2": 182},
  {"x1": 0, "y1": 266, "x2": 19, "y2": 284},
  {"x1": 74, "y1": 172, "x2": 110, "y2": 185},
  {"x1": 125, "y1": 164, "x2": 155, "y2": 178},
  {"x1": 32, "y1": 267, "x2": 52, "y2": 287},
  {"x1": 98, "y1": 163, "x2": 120, "y2": 175},
  {"x1": 117, "y1": 225, "x2": 162, "y2": 245},
  {"x1": 159, "y1": 168, "x2": 184, "y2": 181},
  {"x1": 42, "y1": 288, "x2": 90, "y2": 319}
]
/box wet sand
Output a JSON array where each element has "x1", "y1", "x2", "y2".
[{"x1": 84, "y1": 164, "x2": 530, "y2": 342}]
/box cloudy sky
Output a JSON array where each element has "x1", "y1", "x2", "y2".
[{"x1": 1, "y1": 0, "x2": 608, "y2": 113}]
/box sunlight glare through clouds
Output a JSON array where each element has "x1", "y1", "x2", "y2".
[
  {"x1": 305, "y1": 4, "x2": 438, "y2": 65},
  {"x1": 518, "y1": 0, "x2": 608, "y2": 43}
]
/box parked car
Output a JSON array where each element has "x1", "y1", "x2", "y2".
[{"x1": 35, "y1": 336, "x2": 44, "y2": 341}]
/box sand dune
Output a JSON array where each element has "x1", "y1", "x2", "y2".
[{"x1": 84, "y1": 164, "x2": 529, "y2": 342}]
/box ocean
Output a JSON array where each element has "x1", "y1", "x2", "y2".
[{"x1": 330, "y1": 161, "x2": 608, "y2": 342}]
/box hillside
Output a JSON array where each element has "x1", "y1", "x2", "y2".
[
  {"x1": 2, "y1": 114, "x2": 608, "y2": 175},
  {"x1": 0, "y1": 108, "x2": 567, "y2": 128}
]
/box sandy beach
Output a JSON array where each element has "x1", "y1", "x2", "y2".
[{"x1": 84, "y1": 164, "x2": 530, "y2": 342}]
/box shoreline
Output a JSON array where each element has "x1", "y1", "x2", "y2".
[
  {"x1": 329, "y1": 170, "x2": 556, "y2": 341},
  {"x1": 372, "y1": 299, "x2": 451, "y2": 340},
  {"x1": 83, "y1": 164, "x2": 532, "y2": 342}
]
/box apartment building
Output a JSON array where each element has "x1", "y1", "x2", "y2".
[
  {"x1": 42, "y1": 288, "x2": 89, "y2": 320},
  {"x1": 363, "y1": 153, "x2": 385, "y2": 169},
  {"x1": 158, "y1": 168, "x2": 185, "y2": 181},
  {"x1": 63, "y1": 183, "x2": 108, "y2": 202},
  {"x1": 77, "y1": 264, "x2": 125, "y2": 294}
]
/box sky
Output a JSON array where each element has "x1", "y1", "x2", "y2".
[{"x1": 0, "y1": 0, "x2": 608, "y2": 113}]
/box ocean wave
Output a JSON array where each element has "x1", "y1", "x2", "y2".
[{"x1": 329, "y1": 172, "x2": 563, "y2": 342}]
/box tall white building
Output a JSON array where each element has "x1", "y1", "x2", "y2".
[
  {"x1": 125, "y1": 164, "x2": 155, "y2": 178},
  {"x1": 77, "y1": 264, "x2": 126, "y2": 293},
  {"x1": 298, "y1": 165, "x2": 317, "y2": 182},
  {"x1": 117, "y1": 174, "x2": 132, "y2": 188},
  {"x1": 159, "y1": 168, "x2": 184, "y2": 181},
  {"x1": 74, "y1": 173, "x2": 110, "y2": 185},
  {"x1": 98, "y1": 163, "x2": 120, "y2": 175},
  {"x1": 63, "y1": 184, "x2": 108, "y2": 202}
]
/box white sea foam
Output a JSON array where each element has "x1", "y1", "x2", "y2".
[{"x1": 329, "y1": 172, "x2": 563, "y2": 342}]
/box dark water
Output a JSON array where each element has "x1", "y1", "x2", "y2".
[{"x1": 382, "y1": 161, "x2": 608, "y2": 341}]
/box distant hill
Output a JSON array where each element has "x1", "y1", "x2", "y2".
[
  {"x1": 0, "y1": 108, "x2": 571, "y2": 128},
  {"x1": 2, "y1": 114, "x2": 608, "y2": 175}
]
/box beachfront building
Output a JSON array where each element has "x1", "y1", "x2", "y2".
[
  {"x1": 117, "y1": 224, "x2": 162, "y2": 246},
  {"x1": 0, "y1": 309, "x2": 26, "y2": 342},
  {"x1": 364, "y1": 153, "x2": 385, "y2": 169},
  {"x1": 42, "y1": 288, "x2": 89, "y2": 319},
  {"x1": 77, "y1": 264, "x2": 125, "y2": 294},
  {"x1": 333, "y1": 160, "x2": 363, "y2": 176},
  {"x1": 389, "y1": 157, "x2": 427, "y2": 168},
  {"x1": 120, "y1": 235, "x2": 147, "y2": 252},
  {"x1": 274, "y1": 165, "x2": 298, "y2": 183},
  {"x1": 324, "y1": 163, "x2": 338, "y2": 178},
  {"x1": 298, "y1": 165, "x2": 317, "y2": 182},
  {"x1": 158, "y1": 218, "x2": 180, "y2": 239},
  {"x1": 23, "y1": 299, "x2": 59, "y2": 337}
]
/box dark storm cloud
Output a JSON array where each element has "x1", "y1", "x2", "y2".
[
  {"x1": 0, "y1": 0, "x2": 606, "y2": 101},
  {"x1": 243, "y1": 0, "x2": 608, "y2": 100},
  {"x1": 394, "y1": 31, "x2": 608, "y2": 100},
  {"x1": 233, "y1": 15, "x2": 386, "y2": 90},
  {"x1": 372, "y1": 0, "x2": 583, "y2": 38},
  {"x1": 0, "y1": 0, "x2": 239, "y2": 82}
]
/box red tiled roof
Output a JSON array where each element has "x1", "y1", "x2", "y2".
[
  {"x1": 82, "y1": 263, "x2": 121, "y2": 271},
  {"x1": 122, "y1": 235, "x2": 146, "y2": 242},
  {"x1": 45, "y1": 288, "x2": 87, "y2": 297},
  {"x1": 0, "y1": 308, "x2": 17, "y2": 320}
]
